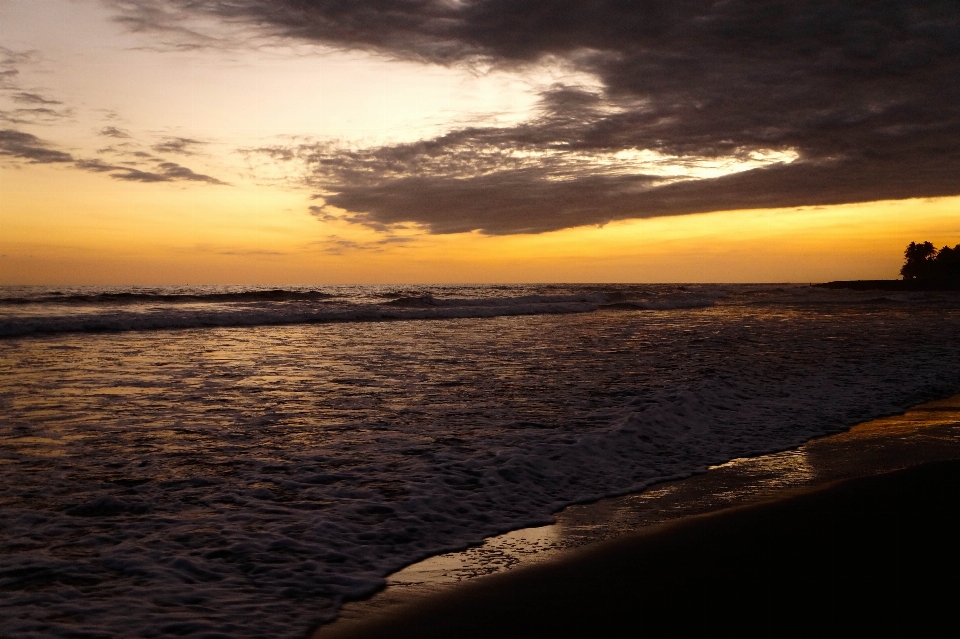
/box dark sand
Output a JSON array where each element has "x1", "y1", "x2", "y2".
[{"x1": 315, "y1": 397, "x2": 960, "y2": 637}]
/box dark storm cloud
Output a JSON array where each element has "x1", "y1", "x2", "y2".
[
  {"x1": 112, "y1": 1, "x2": 960, "y2": 233},
  {"x1": 153, "y1": 136, "x2": 205, "y2": 155}
]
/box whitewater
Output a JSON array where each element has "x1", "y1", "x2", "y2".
[
  {"x1": 0, "y1": 284, "x2": 713, "y2": 337},
  {"x1": 2, "y1": 283, "x2": 960, "y2": 638}
]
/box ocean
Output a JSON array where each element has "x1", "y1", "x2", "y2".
[{"x1": 2, "y1": 283, "x2": 960, "y2": 638}]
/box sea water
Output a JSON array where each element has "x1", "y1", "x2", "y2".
[{"x1": 2, "y1": 284, "x2": 959, "y2": 638}]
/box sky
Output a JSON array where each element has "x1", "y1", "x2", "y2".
[{"x1": 1, "y1": 0, "x2": 959, "y2": 285}]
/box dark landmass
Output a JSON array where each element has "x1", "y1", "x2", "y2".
[
  {"x1": 901, "y1": 241, "x2": 960, "y2": 280},
  {"x1": 818, "y1": 240, "x2": 960, "y2": 290},
  {"x1": 318, "y1": 459, "x2": 960, "y2": 637},
  {"x1": 815, "y1": 278, "x2": 960, "y2": 291}
]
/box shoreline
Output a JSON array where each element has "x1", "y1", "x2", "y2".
[
  {"x1": 814, "y1": 278, "x2": 960, "y2": 291},
  {"x1": 314, "y1": 393, "x2": 960, "y2": 636}
]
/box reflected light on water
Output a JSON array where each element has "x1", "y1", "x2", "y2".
[{"x1": 375, "y1": 394, "x2": 960, "y2": 595}]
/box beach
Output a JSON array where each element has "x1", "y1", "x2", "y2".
[
  {"x1": 317, "y1": 395, "x2": 960, "y2": 637},
  {"x1": 7, "y1": 3, "x2": 960, "y2": 636},
  {"x1": 317, "y1": 460, "x2": 960, "y2": 637},
  {"x1": 2, "y1": 284, "x2": 960, "y2": 638}
]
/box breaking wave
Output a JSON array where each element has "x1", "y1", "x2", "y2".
[{"x1": 0, "y1": 286, "x2": 717, "y2": 337}]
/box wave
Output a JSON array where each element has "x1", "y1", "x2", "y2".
[
  {"x1": 0, "y1": 291, "x2": 717, "y2": 338},
  {"x1": 599, "y1": 297, "x2": 721, "y2": 310},
  {"x1": 0, "y1": 289, "x2": 336, "y2": 305},
  {"x1": 5, "y1": 299, "x2": 960, "y2": 639},
  {"x1": 383, "y1": 292, "x2": 620, "y2": 308}
]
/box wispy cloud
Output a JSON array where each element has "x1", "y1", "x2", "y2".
[
  {"x1": 11, "y1": 92, "x2": 62, "y2": 105},
  {"x1": 312, "y1": 234, "x2": 417, "y2": 255},
  {"x1": 2, "y1": 128, "x2": 228, "y2": 185},
  {"x1": 151, "y1": 160, "x2": 226, "y2": 184},
  {"x1": 0, "y1": 129, "x2": 73, "y2": 163},
  {"x1": 0, "y1": 50, "x2": 72, "y2": 124},
  {"x1": 0, "y1": 69, "x2": 18, "y2": 90},
  {"x1": 0, "y1": 47, "x2": 39, "y2": 66},
  {"x1": 0, "y1": 106, "x2": 73, "y2": 125},
  {"x1": 73, "y1": 158, "x2": 116, "y2": 172},
  {"x1": 0, "y1": 47, "x2": 44, "y2": 92},
  {"x1": 99, "y1": 126, "x2": 131, "y2": 139},
  {"x1": 153, "y1": 136, "x2": 205, "y2": 155},
  {"x1": 0, "y1": 47, "x2": 30, "y2": 90},
  {"x1": 80, "y1": 158, "x2": 229, "y2": 185}
]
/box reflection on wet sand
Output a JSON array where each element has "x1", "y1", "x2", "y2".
[{"x1": 326, "y1": 394, "x2": 960, "y2": 628}]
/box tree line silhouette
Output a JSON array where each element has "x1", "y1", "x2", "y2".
[{"x1": 901, "y1": 241, "x2": 960, "y2": 281}]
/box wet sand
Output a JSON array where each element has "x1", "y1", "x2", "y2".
[{"x1": 314, "y1": 395, "x2": 960, "y2": 637}]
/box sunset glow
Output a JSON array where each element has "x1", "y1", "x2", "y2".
[
  {"x1": 4, "y1": 5, "x2": 960, "y2": 637},
  {"x1": 2, "y1": 0, "x2": 958, "y2": 284}
]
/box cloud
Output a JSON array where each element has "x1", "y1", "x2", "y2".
[
  {"x1": 313, "y1": 235, "x2": 366, "y2": 253},
  {"x1": 312, "y1": 233, "x2": 416, "y2": 254},
  {"x1": 152, "y1": 160, "x2": 227, "y2": 184},
  {"x1": 105, "y1": 2, "x2": 960, "y2": 233},
  {"x1": 83, "y1": 159, "x2": 229, "y2": 185},
  {"x1": 0, "y1": 69, "x2": 18, "y2": 90},
  {"x1": 0, "y1": 47, "x2": 38, "y2": 66},
  {"x1": 0, "y1": 52, "x2": 71, "y2": 123},
  {"x1": 0, "y1": 129, "x2": 73, "y2": 163},
  {"x1": 11, "y1": 92, "x2": 61, "y2": 105},
  {"x1": 99, "y1": 126, "x2": 131, "y2": 138},
  {"x1": 0, "y1": 47, "x2": 43, "y2": 91},
  {"x1": 152, "y1": 136, "x2": 205, "y2": 155},
  {"x1": 74, "y1": 158, "x2": 117, "y2": 172},
  {"x1": 1, "y1": 129, "x2": 228, "y2": 185},
  {"x1": 0, "y1": 106, "x2": 73, "y2": 125},
  {"x1": 308, "y1": 204, "x2": 338, "y2": 223}
]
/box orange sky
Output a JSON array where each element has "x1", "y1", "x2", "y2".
[
  {"x1": 4, "y1": 161, "x2": 957, "y2": 284},
  {"x1": 2, "y1": 0, "x2": 958, "y2": 285}
]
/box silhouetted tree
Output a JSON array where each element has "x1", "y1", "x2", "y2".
[
  {"x1": 901, "y1": 241, "x2": 937, "y2": 280},
  {"x1": 901, "y1": 241, "x2": 960, "y2": 280},
  {"x1": 935, "y1": 244, "x2": 960, "y2": 278}
]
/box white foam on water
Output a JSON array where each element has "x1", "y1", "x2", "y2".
[
  {"x1": 1, "y1": 284, "x2": 959, "y2": 638},
  {"x1": 0, "y1": 284, "x2": 723, "y2": 337}
]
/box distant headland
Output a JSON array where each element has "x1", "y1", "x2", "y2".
[{"x1": 816, "y1": 241, "x2": 960, "y2": 291}]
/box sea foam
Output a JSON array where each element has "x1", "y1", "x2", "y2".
[{"x1": 1, "y1": 284, "x2": 959, "y2": 638}]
